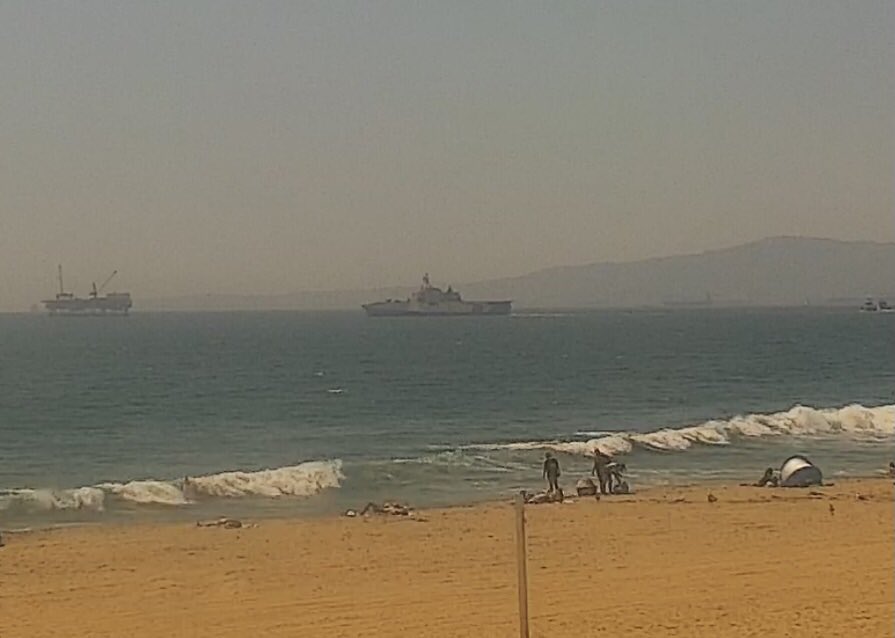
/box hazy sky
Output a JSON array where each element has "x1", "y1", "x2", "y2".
[{"x1": 1, "y1": 1, "x2": 892, "y2": 309}]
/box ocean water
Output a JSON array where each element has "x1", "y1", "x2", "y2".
[{"x1": 1, "y1": 308, "x2": 892, "y2": 529}]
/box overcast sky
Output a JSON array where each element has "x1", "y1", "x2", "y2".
[{"x1": 1, "y1": 1, "x2": 891, "y2": 309}]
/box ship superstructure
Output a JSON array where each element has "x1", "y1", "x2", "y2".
[
  {"x1": 362, "y1": 274, "x2": 511, "y2": 317},
  {"x1": 42, "y1": 265, "x2": 132, "y2": 315},
  {"x1": 861, "y1": 297, "x2": 879, "y2": 312},
  {"x1": 859, "y1": 297, "x2": 894, "y2": 313}
]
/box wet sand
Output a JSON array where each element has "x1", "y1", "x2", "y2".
[{"x1": 2, "y1": 479, "x2": 892, "y2": 637}]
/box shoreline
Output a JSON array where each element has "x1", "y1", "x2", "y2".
[
  {"x1": 3, "y1": 470, "x2": 892, "y2": 534},
  {"x1": 3, "y1": 478, "x2": 892, "y2": 637}
]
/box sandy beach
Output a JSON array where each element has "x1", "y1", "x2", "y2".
[{"x1": 2, "y1": 478, "x2": 892, "y2": 637}]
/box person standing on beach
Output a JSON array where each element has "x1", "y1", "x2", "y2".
[
  {"x1": 543, "y1": 452, "x2": 561, "y2": 494},
  {"x1": 591, "y1": 449, "x2": 612, "y2": 494}
]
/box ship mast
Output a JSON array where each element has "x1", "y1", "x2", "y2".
[{"x1": 55, "y1": 264, "x2": 76, "y2": 300}]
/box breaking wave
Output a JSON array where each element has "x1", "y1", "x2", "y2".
[
  {"x1": 468, "y1": 404, "x2": 895, "y2": 457},
  {"x1": 0, "y1": 487, "x2": 107, "y2": 513},
  {"x1": 182, "y1": 461, "x2": 344, "y2": 498},
  {"x1": 0, "y1": 460, "x2": 343, "y2": 514}
]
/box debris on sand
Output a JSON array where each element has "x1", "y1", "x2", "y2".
[
  {"x1": 522, "y1": 490, "x2": 565, "y2": 505},
  {"x1": 345, "y1": 501, "x2": 416, "y2": 518},
  {"x1": 196, "y1": 518, "x2": 243, "y2": 529}
]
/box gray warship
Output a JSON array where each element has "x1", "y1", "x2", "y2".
[
  {"x1": 362, "y1": 274, "x2": 511, "y2": 317},
  {"x1": 42, "y1": 265, "x2": 132, "y2": 315}
]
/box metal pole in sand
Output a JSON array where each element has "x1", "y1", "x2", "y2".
[{"x1": 514, "y1": 491, "x2": 530, "y2": 638}]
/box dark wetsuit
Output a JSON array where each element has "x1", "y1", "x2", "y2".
[
  {"x1": 543, "y1": 457, "x2": 561, "y2": 492},
  {"x1": 592, "y1": 452, "x2": 612, "y2": 494}
]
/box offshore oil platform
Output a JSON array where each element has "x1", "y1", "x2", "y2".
[{"x1": 42, "y1": 265, "x2": 132, "y2": 315}]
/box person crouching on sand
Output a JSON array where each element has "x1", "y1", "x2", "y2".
[
  {"x1": 754, "y1": 468, "x2": 779, "y2": 487},
  {"x1": 543, "y1": 452, "x2": 561, "y2": 494}
]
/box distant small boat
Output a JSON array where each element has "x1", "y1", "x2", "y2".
[
  {"x1": 879, "y1": 299, "x2": 893, "y2": 312},
  {"x1": 860, "y1": 297, "x2": 878, "y2": 312}
]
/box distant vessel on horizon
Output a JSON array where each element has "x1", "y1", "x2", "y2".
[
  {"x1": 859, "y1": 297, "x2": 893, "y2": 313},
  {"x1": 860, "y1": 297, "x2": 878, "y2": 312},
  {"x1": 42, "y1": 265, "x2": 132, "y2": 316},
  {"x1": 362, "y1": 274, "x2": 511, "y2": 317},
  {"x1": 662, "y1": 292, "x2": 713, "y2": 308}
]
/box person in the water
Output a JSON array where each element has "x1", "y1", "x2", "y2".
[
  {"x1": 542, "y1": 452, "x2": 561, "y2": 494},
  {"x1": 591, "y1": 449, "x2": 612, "y2": 494}
]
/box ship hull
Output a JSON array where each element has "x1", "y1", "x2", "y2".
[
  {"x1": 363, "y1": 300, "x2": 511, "y2": 317},
  {"x1": 43, "y1": 295, "x2": 132, "y2": 316}
]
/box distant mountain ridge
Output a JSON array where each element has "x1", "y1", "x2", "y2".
[
  {"x1": 144, "y1": 237, "x2": 895, "y2": 311},
  {"x1": 462, "y1": 236, "x2": 895, "y2": 308}
]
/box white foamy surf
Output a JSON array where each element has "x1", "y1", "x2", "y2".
[
  {"x1": 183, "y1": 460, "x2": 344, "y2": 498},
  {"x1": 97, "y1": 480, "x2": 192, "y2": 506},
  {"x1": 469, "y1": 404, "x2": 895, "y2": 457},
  {"x1": 0, "y1": 460, "x2": 344, "y2": 513},
  {"x1": 0, "y1": 486, "x2": 107, "y2": 513}
]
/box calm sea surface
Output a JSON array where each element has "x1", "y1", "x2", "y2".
[{"x1": 1, "y1": 308, "x2": 892, "y2": 528}]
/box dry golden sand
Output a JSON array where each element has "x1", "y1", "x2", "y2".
[{"x1": 1, "y1": 479, "x2": 892, "y2": 637}]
